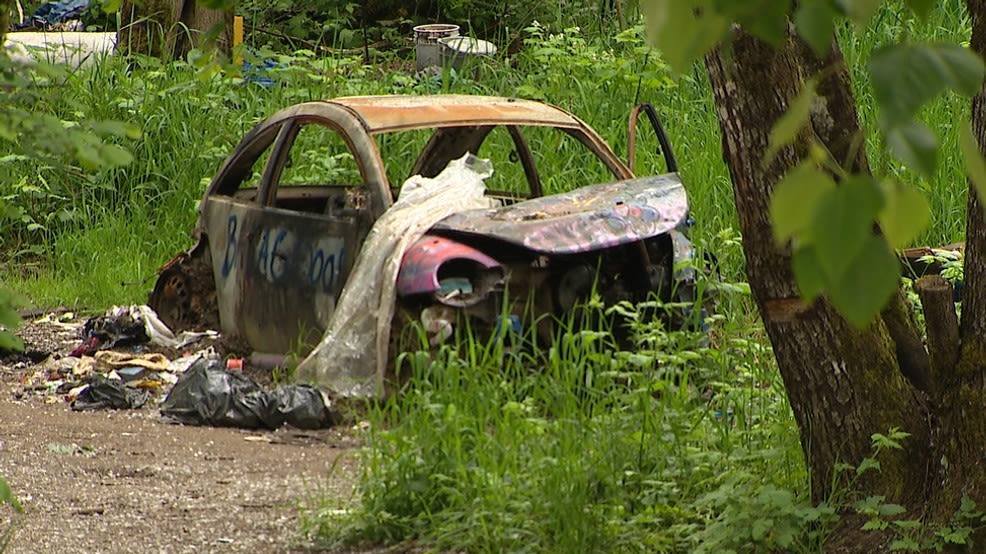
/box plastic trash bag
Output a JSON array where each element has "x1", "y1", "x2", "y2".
[
  {"x1": 160, "y1": 357, "x2": 339, "y2": 430},
  {"x1": 293, "y1": 153, "x2": 496, "y2": 398},
  {"x1": 71, "y1": 375, "x2": 150, "y2": 411}
]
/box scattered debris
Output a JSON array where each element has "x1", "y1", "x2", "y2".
[{"x1": 70, "y1": 304, "x2": 218, "y2": 356}]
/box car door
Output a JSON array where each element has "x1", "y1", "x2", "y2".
[{"x1": 200, "y1": 113, "x2": 378, "y2": 355}]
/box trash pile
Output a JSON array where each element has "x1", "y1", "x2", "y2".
[{"x1": 6, "y1": 305, "x2": 340, "y2": 430}]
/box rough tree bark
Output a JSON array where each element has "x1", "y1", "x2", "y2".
[
  {"x1": 117, "y1": 0, "x2": 232, "y2": 59},
  {"x1": 705, "y1": 18, "x2": 986, "y2": 550}
]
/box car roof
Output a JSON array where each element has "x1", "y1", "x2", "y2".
[{"x1": 325, "y1": 95, "x2": 587, "y2": 133}]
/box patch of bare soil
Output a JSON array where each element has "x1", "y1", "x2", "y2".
[{"x1": 0, "y1": 312, "x2": 362, "y2": 553}]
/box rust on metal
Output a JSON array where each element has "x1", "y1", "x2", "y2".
[
  {"x1": 330, "y1": 95, "x2": 585, "y2": 133},
  {"x1": 433, "y1": 174, "x2": 688, "y2": 254}
]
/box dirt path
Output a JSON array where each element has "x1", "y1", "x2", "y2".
[{"x1": 0, "y1": 314, "x2": 362, "y2": 553}]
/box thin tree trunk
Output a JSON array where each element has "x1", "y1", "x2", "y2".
[
  {"x1": 0, "y1": 0, "x2": 11, "y2": 47},
  {"x1": 117, "y1": 0, "x2": 232, "y2": 60},
  {"x1": 925, "y1": 0, "x2": 986, "y2": 530}
]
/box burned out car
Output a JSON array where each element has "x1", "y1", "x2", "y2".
[{"x1": 149, "y1": 95, "x2": 698, "y2": 396}]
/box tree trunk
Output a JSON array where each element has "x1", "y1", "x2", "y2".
[
  {"x1": 706, "y1": 9, "x2": 986, "y2": 549},
  {"x1": 926, "y1": 0, "x2": 986, "y2": 529},
  {"x1": 704, "y1": 28, "x2": 938, "y2": 550},
  {"x1": 117, "y1": 0, "x2": 232, "y2": 60},
  {"x1": 705, "y1": 28, "x2": 933, "y2": 507},
  {"x1": 0, "y1": 0, "x2": 11, "y2": 48}
]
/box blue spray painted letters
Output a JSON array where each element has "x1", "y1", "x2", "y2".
[
  {"x1": 221, "y1": 215, "x2": 238, "y2": 278},
  {"x1": 257, "y1": 228, "x2": 289, "y2": 281},
  {"x1": 308, "y1": 246, "x2": 345, "y2": 291}
]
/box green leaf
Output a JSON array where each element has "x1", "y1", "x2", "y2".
[
  {"x1": 878, "y1": 181, "x2": 930, "y2": 248},
  {"x1": 809, "y1": 175, "x2": 883, "y2": 283},
  {"x1": 794, "y1": 1, "x2": 839, "y2": 55},
  {"x1": 959, "y1": 122, "x2": 986, "y2": 215},
  {"x1": 870, "y1": 43, "x2": 985, "y2": 120},
  {"x1": 889, "y1": 537, "x2": 921, "y2": 550},
  {"x1": 643, "y1": 0, "x2": 731, "y2": 74},
  {"x1": 884, "y1": 120, "x2": 938, "y2": 175},
  {"x1": 0, "y1": 331, "x2": 24, "y2": 352},
  {"x1": 766, "y1": 80, "x2": 817, "y2": 164},
  {"x1": 0, "y1": 289, "x2": 22, "y2": 330},
  {"x1": 827, "y1": 235, "x2": 900, "y2": 328},
  {"x1": 721, "y1": 0, "x2": 791, "y2": 47},
  {"x1": 905, "y1": 0, "x2": 936, "y2": 19},
  {"x1": 74, "y1": 144, "x2": 103, "y2": 170},
  {"x1": 0, "y1": 477, "x2": 21, "y2": 512},
  {"x1": 862, "y1": 518, "x2": 889, "y2": 531},
  {"x1": 88, "y1": 121, "x2": 141, "y2": 140},
  {"x1": 878, "y1": 503, "x2": 907, "y2": 516},
  {"x1": 0, "y1": 306, "x2": 19, "y2": 330},
  {"x1": 856, "y1": 457, "x2": 882, "y2": 476},
  {"x1": 770, "y1": 162, "x2": 836, "y2": 243},
  {"x1": 101, "y1": 0, "x2": 123, "y2": 12},
  {"x1": 792, "y1": 246, "x2": 827, "y2": 302},
  {"x1": 99, "y1": 144, "x2": 134, "y2": 167},
  {"x1": 752, "y1": 518, "x2": 770, "y2": 540},
  {"x1": 196, "y1": 0, "x2": 236, "y2": 9},
  {"x1": 838, "y1": 0, "x2": 881, "y2": 25}
]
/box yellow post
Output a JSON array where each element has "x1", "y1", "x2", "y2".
[{"x1": 233, "y1": 15, "x2": 244, "y2": 66}]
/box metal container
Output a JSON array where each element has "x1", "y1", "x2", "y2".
[
  {"x1": 439, "y1": 36, "x2": 498, "y2": 72},
  {"x1": 413, "y1": 24, "x2": 460, "y2": 70}
]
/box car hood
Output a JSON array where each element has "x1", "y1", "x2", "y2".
[{"x1": 431, "y1": 173, "x2": 688, "y2": 254}]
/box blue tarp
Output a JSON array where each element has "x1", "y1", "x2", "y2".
[{"x1": 30, "y1": 0, "x2": 89, "y2": 27}]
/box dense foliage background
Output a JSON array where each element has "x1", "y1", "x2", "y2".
[{"x1": 1, "y1": 1, "x2": 977, "y2": 551}]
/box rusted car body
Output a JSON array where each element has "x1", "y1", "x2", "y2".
[{"x1": 149, "y1": 95, "x2": 694, "y2": 363}]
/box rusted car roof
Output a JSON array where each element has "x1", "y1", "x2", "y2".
[{"x1": 329, "y1": 95, "x2": 587, "y2": 133}]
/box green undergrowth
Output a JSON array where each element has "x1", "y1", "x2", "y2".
[{"x1": 303, "y1": 285, "x2": 813, "y2": 552}]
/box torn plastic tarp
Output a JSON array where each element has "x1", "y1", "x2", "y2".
[
  {"x1": 160, "y1": 357, "x2": 339, "y2": 429},
  {"x1": 70, "y1": 375, "x2": 150, "y2": 411},
  {"x1": 292, "y1": 153, "x2": 496, "y2": 398}
]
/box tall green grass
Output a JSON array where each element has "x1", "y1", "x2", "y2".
[{"x1": 305, "y1": 288, "x2": 807, "y2": 553}]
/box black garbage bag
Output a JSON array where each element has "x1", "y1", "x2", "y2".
[
  {"x1": 71, "y1": 375, "x2": 150, "y2": 411},
  {"x1": 159, "y1": 357, "x2": 339, "y2": 429}
]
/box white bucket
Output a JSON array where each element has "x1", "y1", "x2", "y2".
[
  {"x1": 439, "y1": 36, "x2": 498, "y2": 71},
  {"x1": 413, "y1": 24, "x2": 460, "y2": 70}
]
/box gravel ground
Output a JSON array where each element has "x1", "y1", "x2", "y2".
[{"x1": 0, "y1": 312, "x2": 363, "y2": 554}]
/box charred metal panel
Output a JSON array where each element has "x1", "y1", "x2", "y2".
[
  {"x1": 201, "y1": 197, "x2": 366, "y2": 354},
  {"x1": 432, "y1": 174, "x2": 688, "y2": 255},
  {"x1": 397, "y1": 234, "x2": 503, "y2": 296}
]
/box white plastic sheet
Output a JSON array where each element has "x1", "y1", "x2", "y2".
[{"x1": 293, "y1": 153, "x2": 496, "y2": 397}]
